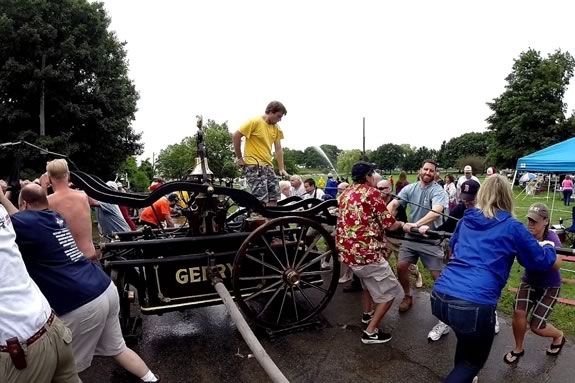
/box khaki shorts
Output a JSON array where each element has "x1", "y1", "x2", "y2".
[
  {"x1": 60, "y1": 281, "x2": 127, "y2": 372},
  {"x1": 351, "y1": 262, "x2": 401, "y2": 304},
  {"x1": 0, "y1": 316, "x2": 80, "y2": 383},
  {"x1": 398, "y1": 237, "x2": 444, "y2": 272}
]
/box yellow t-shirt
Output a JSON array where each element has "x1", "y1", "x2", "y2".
[{"x1": 238, "y1": 116, "x2": 284, "y2": 166}]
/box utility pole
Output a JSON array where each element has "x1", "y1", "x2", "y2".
[{"x1": 362, "y1": 117, "x2": 366, "y2": 160}]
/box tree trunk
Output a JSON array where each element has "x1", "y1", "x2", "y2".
[{"x1": 39, "y1": 54, "x2": 46, "y2": 136}]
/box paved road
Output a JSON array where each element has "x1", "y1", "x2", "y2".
[{"x1": 80, "y1": 287, "x2": 573, "y2": 382}]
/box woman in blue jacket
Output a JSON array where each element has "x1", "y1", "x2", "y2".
[{"x1": 430, "y1": 175, "x2": 561, "y2": 383}]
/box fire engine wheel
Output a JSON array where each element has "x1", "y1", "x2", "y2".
[
  {"x1": 110, "y1": 268, "x2": 132, "y2": 333},
  {"x1": 233, "y1": 216, "x2": 339, "y2": 329}
]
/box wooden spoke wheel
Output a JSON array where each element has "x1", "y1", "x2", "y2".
[{"x1": 233, "y1": 216, "x2": 339, "y2": 329}]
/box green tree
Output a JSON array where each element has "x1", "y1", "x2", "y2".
[
  {"x1": 486, "y1": 49, "x2": 575, "y2": 168},
  {"x1": 400, "y1": 145, "x2": 418, "y2": 173},
  {"x1": 138, "y1": 159, "x2": 154, "y2": 181},
  {"x1": 414, "y1": 146, "x2": 437, "y2": 170},
  {"x1": 117, "y1": 156, "x2": 151, "y2": 192},
  {"x1": 302, "y1": 147, "x2": 325, "y2": 169},
  {"x1": 336, "y1": 149, "x2": 363, "y2": 175},
  {"x1": 131, "y1": 170, "x2": 151, "y2": 192},
  {"x1": 370, "y1": 143, "x2": 404, "y2": 173},
  {"x1": 283, "y1": 148, "x2": 305, "y2": 167},
  {"x1": 455, "y1": 156, "x2": 485, "y2": 175},
  {"x1": 0, "y1": 0, "x2": 141, "y2": 178},
  {"x1": 155, "y1": 120, "x2": 237, "y2": 180},
  {"x1": 438, "y1": 132, "x2": 491, "y2": 169},
  {"x1": 156, "y1": 137, "x2": 196, "y2": 180},
  {"x1": 204, "y1": 120, "x2": 237, "y2": 179},
  {"x1": 319, "y1": 144, "x2": 342, "y2": 169},
  {"x1": 277, "y1": 147, "x2": 300, "y2": 174}
]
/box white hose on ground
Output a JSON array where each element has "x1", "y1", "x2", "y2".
[{"x1": 213, "y1": 281, "x2": 289, "y2": 383}]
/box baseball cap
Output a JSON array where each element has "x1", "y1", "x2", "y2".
[
  {"x1": 106, "y1": 181, "x2": 119, "y2": 191},
  {"x1": 327, "y1": 173, "x2": 333, "y2": 178},
  {"x1": 460, "y1": 179, "x2": 480, "y2": 201},
  {"x1": 464, "y1": 165, "x2": 472, "y2": 173},
  {"x1": 351, "y1": 161, "x2": 376, "y2": 179},
  {"x1": 486, "y1": 167, "x2": 494, "y2": 176},
  {"x1": 527, "y1": 203, "x2": 549, "y2": 222}
]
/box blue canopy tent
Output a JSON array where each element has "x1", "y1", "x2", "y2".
[
  {"x1": 513, "y1": 137, "x2": 575, "y2": 221},
  {"x1": 516, "y1": 137, "x2": 575, "y2": 173}
]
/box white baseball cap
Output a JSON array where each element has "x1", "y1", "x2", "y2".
[
  {"x1": 464, "y1": 165, "x2": 472, "y2": 172},
  {"x1": 106, "y1": 181, "x2": 119, "y2": 191}
]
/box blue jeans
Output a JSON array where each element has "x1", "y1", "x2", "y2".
[
  {"x1": 430, "y1": 290, "x2": 496, "y2": 383},
  {"x1": 563, "y1": 189, "x2": 572, "y2": 206}
]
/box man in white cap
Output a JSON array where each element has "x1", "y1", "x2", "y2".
[{"x1": 456, "y1": 165, "x2": 480, "y2": 202}]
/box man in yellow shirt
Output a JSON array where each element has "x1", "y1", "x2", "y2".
[{"x1": 233, "y1": 101, "x2": 289, "y2": 205}]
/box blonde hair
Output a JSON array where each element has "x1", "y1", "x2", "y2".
[
  {"x1": 46, "y1": 159, "x2": 70, "y2": 180},
  {"x1": 476, "y1": 174, "x2": 514, "y2": 219}
]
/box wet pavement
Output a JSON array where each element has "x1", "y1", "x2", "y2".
[{"x1": 80, "y1": 286, "x2": 574, "y2": 382}]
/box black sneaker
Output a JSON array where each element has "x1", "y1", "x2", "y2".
[
  {"x1": 361, "y1": 329, "x2": 392, "y2": 344},
  {"x1": 361, "y1": 311, "x2": 374, "y2": 324}
]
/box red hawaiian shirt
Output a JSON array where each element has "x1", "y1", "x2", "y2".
[{"x1": 335, "y1": 183, "x2": 396, "y2": 266}]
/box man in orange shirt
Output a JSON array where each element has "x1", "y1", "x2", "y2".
[{"x1": 139, "y1": 194, "x2": 178, "y2": 228}]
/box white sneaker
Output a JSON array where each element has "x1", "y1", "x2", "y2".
[
  {"x1": 494, "y1": 311, "x2": 500, "y2": 334},
  {"x1": 338, "y1": 274, "x2": 352, "y2": 284},
  {"x1": 427, "y1": 321, "x2": 450, "y2": 342}
]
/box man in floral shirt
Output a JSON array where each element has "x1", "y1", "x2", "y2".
[{"x1": 336, "y1": 161, "x2": 405, "y2": 344}]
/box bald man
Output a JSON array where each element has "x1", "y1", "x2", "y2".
[{"x1": 43, "y1": 159, "x2": 98, "y2": 260}]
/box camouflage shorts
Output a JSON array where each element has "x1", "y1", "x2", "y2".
[{"x1": 244, "y1": 165, "x2": 280, "y2": 203}]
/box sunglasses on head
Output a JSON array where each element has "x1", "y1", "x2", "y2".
[{"x1": 378, "y1": 186, "x2": 391, "y2": 191}]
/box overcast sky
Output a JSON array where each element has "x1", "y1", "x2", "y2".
[{"x1": 99, "y1": 0, "x2": 575, "y2": 161}]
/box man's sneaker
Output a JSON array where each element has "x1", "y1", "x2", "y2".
[
  {"x1": 361, "y1": 310, "x2": 375, "y2": 324},
  {"x1": 494, "y1": 311, "x2": 500, "y2": 334},
  {"x1": 361, "y1": 329, "x2": 392, "y2": 344},
  {"x1": 415, "y1": 272, "x2": 423, "y2": 288},
  {"x1": 142, "y1": 374, "x2": 160, "y2": 382},
  {"x1": 338, "y1": 273, "x2": 353, "y2": 284},
  {"x1": 399, "y1": 295, "x2": 413, "y2": 312},
  {"x1": 427, "y1": 321, "x2": 450, "y2": 342}
]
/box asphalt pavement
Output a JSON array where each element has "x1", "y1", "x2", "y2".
[{"x1": 80, "y1": 286, "x2": 574, "y2": 383}]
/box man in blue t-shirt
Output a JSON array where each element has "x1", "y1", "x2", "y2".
[
  {"x1": 0, "y1": 184, "x2": 159, "y2": 382},
  {"x1": 387, "y1": 159, "x2": 450, "y2": 342}
]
